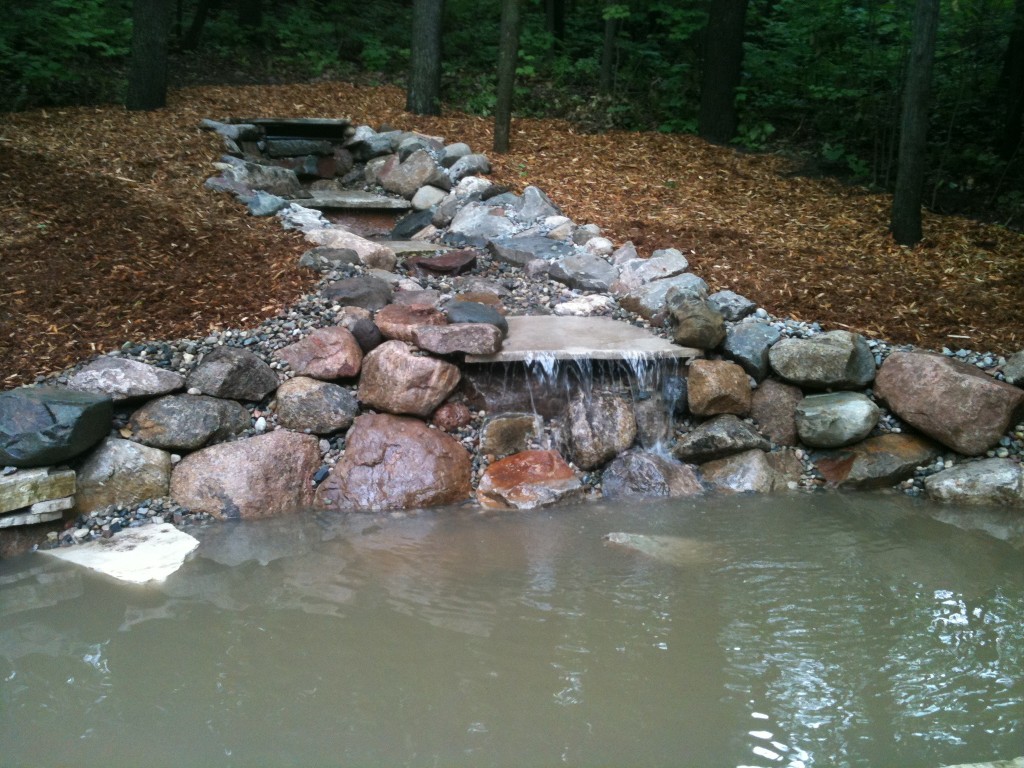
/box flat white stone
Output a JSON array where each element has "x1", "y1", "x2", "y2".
[
  {"x1": 465, "y1": 316, "x2": 700, "y2": 363},
  {"x1": 0, "y1": 508, "x2": 64, "y2": 528},
  {"x1": 304, "y1": 190, "x2": 411, "y2": 210},
  {"x1": 41, "y1": 524, "x2": 199, "y2": 584}
]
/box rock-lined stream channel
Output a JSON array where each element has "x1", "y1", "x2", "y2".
[{"x1": 1, "y1": 117, "x2": 1023, "y2": 766}]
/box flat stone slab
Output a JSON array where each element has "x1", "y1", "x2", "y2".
[
  {"x1": 464, "y1": 316, "x2": 700, "y2": 363},
  {"x1": 40, "y1": 523, "x2": 199, "y2": 584},
  {"x1": 234, "y1": 117, "x2": 353, "y2": 140},
  {"x1": 381, "y1": 240, "x2": 451, "y2": 256},
  {"x1": 303, "y1": 190, "x2": 411, "y2": 210}
]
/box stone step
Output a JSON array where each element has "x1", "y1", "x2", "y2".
[
  {"x1": 0, "y1": 496, "x2": 72, "y2": 528},
  {"x1": 377, "y1": 240, "x2": 451, "y2": 256},
  {"x1": 234, "y1": 117, "x2": 354, "y2": 140},
  {"x1": 1, "y1": 468, "x2": 76, "y2": 515},
  {"x1": 301, "y1": 190, "x2": 411, "y2": 211}
]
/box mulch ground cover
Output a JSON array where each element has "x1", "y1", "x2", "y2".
[{"x1": 2, "y1": 81, "x2": 1021, "y2": 387}]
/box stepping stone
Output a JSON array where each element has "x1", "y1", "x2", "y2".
[
  {"x1": 406, "y1": 249, "x2": 478, "y2": 276},
  {"x1": 235, "y1": 117, "x2": 354, "y2": 140},
  {"x1": 41, "y1": 523, "x2": 200, "y2": 584},
  {"x1": 465, "y1": 316, "x2": 700, "y2": 363},
  {"x1": 381, "y1": 241, "x2": 450, "y2": 257},
  {"x1": 302, "y1": 190, "x2": 411, "y2": 210}
]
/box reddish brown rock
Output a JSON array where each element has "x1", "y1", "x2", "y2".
[
  {"x1": 814, "y1": 433, "x2": 939, "y2": 489},
  {"x1": 687, "y1": 359, "x2": 751, "y2": 417},
  {"x1": 432, "y1": 401, "x2": 473, "y2": 431},
  {"x1": 875, "y1": 351, "x2": 1024, "y2": 455},
  {"x1": 477, "y1": 450, "x2": 583, "y2": 510},
  {"x1": 315, "y1": 413, "x2": 472, "y2": 510},
  {"x1": 358, "y1": 341, "x2": 461, "y2": 417},
  {"x1": 373, "y1": 303, "x2": 447, "y2": 343},
  {"x1": 454, "y1": 291, "x2": 505, "y2": 312},
  {"x1": 406, "y1": 249, "x2": 479, "y2": 277},
  {"x1": 275, "y1": 326, "x2": 363, "y2": 379},
  {"x1": 750, "y1": 379, "x2": 804, "y2": 446},
  {"x1": 170, "y1": 430, "x2": 320, "y2": 520},
  {"x1": 413, "y1": 323, "x2": 503, "y2": 355}
]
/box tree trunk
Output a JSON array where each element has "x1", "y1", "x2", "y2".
[
  {"x1": 126, "y1": 0, "x2": 173, "y2": 111},
  {"x1": 494, "y1": 0, "x2": 521, "y2": 153},
  {"x1": 697, "y1": 0, "x2": 749, "y2": 144},
  {"x1": 406, "y1": 0, "x2": 445, "y2": 115},
  {"x1": 890, "y1": 0, "x2": 940, "y2": 246},
  {"x1": 997, "y1": 0, "x2": 1024, "y2": 158},
  {"x1": 181, "y1": 0, "x2": 216, "y2": 51},
  {"x1": 545, "y1": 0, "x2": 566, "y2": 40},
  {"x1": 600, "y1": 11, "x2": 618, "y2": 94}
]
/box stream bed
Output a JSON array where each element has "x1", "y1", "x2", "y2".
[{"x1": 2, "y1": 492, "x2": 1022, "y2": 767}]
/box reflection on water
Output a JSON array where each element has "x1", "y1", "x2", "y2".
[{"x1": 1, "y1": 492, "x2": 1022, "y2": 767}]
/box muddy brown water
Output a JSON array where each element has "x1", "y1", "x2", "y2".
[{"x1": 1, "y1": 492, "x2": 1022, "y2": 767}]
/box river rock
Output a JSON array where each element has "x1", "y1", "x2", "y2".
[
  {"x1": 406, "y1": 249, "x2": 478, "y2": 277},
  {"x1": 611, "y1": 250, "x2": 690, "y2": 295},
  {"x1": 358, "y1": 340, "x2": 460, "y2": 417},
  {"x1": 722, "y1": 322, "x2": 782, "y2": 381},
  {"x1": 519, "y1": 186, "x2": 561, "y2": 221},
  {"x1": 567, "y1": 391, "x2": 637, "y2": 470},
  {"x1": 170, "y1": 430, "x2": 320, "y2": 519},
  {"x1": 480, "y1": 413, "x2": 543, "y2": 458},
  {"x1": 707, "y1": 290, "x2": 757, "y2": 321},
  {"x1": 601, "y1": 451, "x2": 704, "y2": 499},
  {"x1": 275, "y1": 326, "x2": 363, "y2": 379},
  {"x1": 298, "y1": 246, "x2": 360, "y2": 272},
  {"x1": 875, "y1": 351, "x2": 1024, "y2": 455},
  {"x1": 348, "y1": 318, "x2": 384, "y2": 353},
  {"x1": 814, "y1": 433, "x2": 939, "y2": 489},
  {"x1": 1003, "y1": 350, "x2": 1024, "y2": 385},
  {"x1": 413, "y1": 323, "x2": 503, "y2": 355},
  {"x1": 486, "y1": 235, "x2": 575, "y2": 267},
  {"x1": 373, "y1": 303, "x2": 447, "y2": 343},
  {"x1": 448, "y1": 153, "x2": 491, "y2": 183},
  {"x1": 128, "y1": 394, "x2": 249, "y2": 451},
  {"x1": 443, "y1": 300, "x2": 509, "y2": 336},
  {"x1": 673, "y1": 414, "x2": 769, "y2": 462},
  {"x1": 687, "y1": 359, "x2": 751, "y2": 417},
  {"x1": 305, "y1": 227, "x2": 397, "y2": 271},
  {"x1": 186, "y1": 346, "x2": 278, "y2": 402},
  {"x1": 602, "y1": 532, "x2": 718, "y2": 566},
  {"x1": 432, "y1": 401, "x2": 473, "y2": 431},
  {"x1": 476, "y1": 450, "x2": 583, "y2": 510},
  {"x1": 794, "y1": 392, "x2": 880, "y2": 448},
  {"x1": 440, "y1": 142, "x2": 472, "y2": 167},
  {"x1": 924, "y1": 459, "x2": 1024, "y2": 506},
  {"x1": 379, "y1": 149, "x2": 451, "y2": 198},
  {"x1": 617, "y1": 273, "x2": 709, "y2": 322},
  {"x1": 0, "y1": 386, "x2": 112, "y2": 468},
  {"x1": 74, "y1": 437, "x2": 171, "y2": 514},
  {"x1": 699, "y1": 448, "x2": 801, "y2": 493},
  {"x1": 67, "y1": 357, "x2": 185, "y2": 402},
  {"x1": 346, "y1": 125, "x2": 400, "y2": 160},
  {"x1": 768, "y1": 330, "x2": 876, "y2": 389},
  {"x1": 548, "y1": 252, "x2": 618, "y2": 292},
  {"x1": 433, "y1": 177, "x2": 499, "y2": 226},
  {"x1": 552, "y1": 295, "x2": 617, "y2": 316},
  {"x1": 750, "y1": 379, "x2": 803, "y2": 446},
  {"x1": 321, "y1": 275, "x2": 394, "y2": 311},
  {"x1": 670, "y1": 297, "x2": 726, "y2": 349},
  {"x1": 315, "y1": 413, "x2": 472, "y2": 510},
  {"x1": 274, "y1": 377, "x2": 358, "y2": 434},
  {"x1": 448, "y1": 202, "x2": 518, "y2": 242}
]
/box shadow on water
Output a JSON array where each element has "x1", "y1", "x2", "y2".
[{"x1": 1, "y1": 491, "x2": 1022, "y2": 767}]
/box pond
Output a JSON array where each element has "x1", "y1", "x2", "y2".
[{"x1": 1, "y1": 492, "x2": 1022, "y2": 767}]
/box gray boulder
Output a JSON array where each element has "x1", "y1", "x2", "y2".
[
  {"x1": 186, "y1": 347, "x2": 278, "y2": 402},
  {"x1": 699, "y1": 449, "x2": 802, "y2": 493},
  {"x1": 673, "y1": 414, "x2": 769, "y2": 463},
  {"x1": 297, "y1": 246, "x2": 360, "y2": 272},
  {"x1": 617, "y1": 273, "x2": 708, "y2": 322},
  {"x1": 611, "y1": 250, "x2": 690, "y2": 295},
  {"x1": 602, "y1": 451, "x2": 704, "y2": 499},
  {"x1": 448, "y1": 153, "x2": 492, "y2": 183},
  {"x1": 567, "y1": 391, "x2": 637, "y2": 470},
  {"x1": 768, "y1": 330, "x2": 876, "y2": 389},
  {"x1": 67, "y1": 357, "x2": 184, "y2": 402},
  {"x1": 274, "y1": 377, "x2": 359, "y2": 435},
  {"x1": 722, "y1": 322, "x2": 782, "y2": 381},
  {"x1": 74, "y1": 437, "x2": 171, "y2": 514},
  {"x1": 548, "y1": 252, "x2": 618, "y2": 292},
  {"x1": 379, "y1": 149, "x2": 451, "y2": 198},
  {"x1": 440, "y1": 142, "x2": 472, "y2": 167},
  {"x1": 321, "y1": 275, "x2": 394, "y2": 311},
  {"x1": 707, "y1": 290, "x2": 757, "y2": 321},
  {"x1": 0, "y1": 386, "x2": 112, "y2": 468},
  {"x1": 519, "y1": 186, "x2": 561, "y2": 221},
  {"x1": 486, "y1": 235, "x2": 575, "y2": 267},
  {"x1": 794, "y1": 392, "x2": 880, "y2": 448},
  {"x1": 448, "y1": 202, "x2": 518, "y2": 243},
  {"x1": 814, "y1": 433, "x2": 939, "y2": 489},
  {"x1": 443, "y1": 300, "x2": 509, "y2": 336},
  {"x1": 670, "y1": 297, "x2": 726, "y2": 349},
  {"x1": 924, "y1": 459, "x2": 1024, "y2": 506},
  {"x1": 128, "y1": 394, "x2": 250, "y2": 452},
  {"x1": 750, "y1": 379, "x2": 803, "y2": 446},
  {"x1": 1003, "y1": 350, "x2": 1024, "y2": 385}
]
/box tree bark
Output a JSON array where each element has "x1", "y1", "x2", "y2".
[
  {"x1": 545, "y1": 0, "x2": 566, "y2": 41},
  {"x1": 126, "y1": 0, "x2": 173, "y2": 111},
  {"x1": 697, "y1": 0, "x2": 749, "y2": 144},
  {"x1": 494, "y1": 0, "x2": 521, "y2": 153},
  {"x1": 997, "y1": 0, "x2": 1024, "y2": 158},
  {"x1": 600, "y1": 11, "x2": 618, "y2": 94},
  {"x1": 890, "y1": 0, "x2": 940, "y2": 246},
  {"x1": 406, "y1": 0, "x2": 445, "y2": 115}
]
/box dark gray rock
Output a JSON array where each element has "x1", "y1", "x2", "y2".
[
  {"x1": 768, "y1": 330, "x2": 876, "y2": 389},
  {"x1": 673, "y1": 414, "x2": 769, "y2": 463},
  {"x1": 346, "y1": 126, "x2": 401, "y2": 161},
  {"x1": 707, "y1": 290, "x2": 757, "y2": 321},
  {"x1": 486, "y1": 235, "x2": 576, "y2": 267},
  {"x1": 320, "y1": 275, "x2": 394, "y2": 311},
  {"x1": 448, "y1": 153, "x2": 492, "y2": 183},
  {"x1": 548, "y1": 252, "x2": 618, "y2": 292},
  {"x1": 0, "y1": 386, "x2": 112, "y2": 468},
  {"x1": 186, "y1": 347, "x2": 278, "y2": 402},
  {"x1": 443, "y1": 300, "x2": 509, "y2": 336},
  {"x1": 349, "y1": 318, "x2": 384, "y2": 353},
  {"x1": 391, "y1": 208, "x2": 436, "y2": 239},
  {"x1": 245, "y1": 191, "x2": 288, "y2": 216},
  {"x1": 129, "y1": 394, "x2": 250, "y2": 452},
  {"x1": 274, "y1": 377, "x2": 359, "y2": 435},
  {"x1": 264, "y1": 138, "x2": 333, "y2": 157},
  {"x1": 602, "y1": 450, "x2": 704, "y2": 500},
  {"x1": 440, "y1": 142, "x2": 472, "y2": 167},
  {"x1": 722, "y1": 322, "x2": 782, "y2": 381}
]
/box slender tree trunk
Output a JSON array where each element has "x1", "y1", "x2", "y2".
[
  {"x1": 182, "y1": 0, "x2": 214, "y2": 50},
  {"x1": 997, "y1": 0, "x2": 1024, "y2": 158},
  {"x1": 698, "y1": 0, "x2": 749, "y2": 144},
  {"x1": 600, "y1": 11, "x2": 618, "y2": 94},
  {"x1": 545, "y1": 0, "x2": 566, "y2": 40},
  {"x1": 406, "y1": 0, "x2": 445, "y2": 115},
  {"x1": 890, "y1": 0, "x2": 940, "y2": 246},
  {"x1": 126, "y1": 0, "x2": 173, "y2": 111},
  {"x1": 494, "y1": 0, "x2": 521, "y2": 153}
]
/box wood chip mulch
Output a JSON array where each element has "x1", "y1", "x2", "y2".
[{"x1": 2, "y1": 82, "x2": 1021, "y2": 388}]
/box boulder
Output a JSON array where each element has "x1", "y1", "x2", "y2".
[
  {"x1": 274, "y1": 377, "x2": 358, "y2": 434},
  {"x1": 768, "y1": 330, "x2": 876, "y2": 389},
  {"x1": 448, "y1": 153, "x2": 492, "y2": 183},
  {"x1": 633, "y1": 392, "x2": 673, "y2": 449},
  {"x1": 1003, "y1": 350, "x2": 1024, "y2": 385},
  {"x1": 170, "y1": 430, "x2": 320, "y2": 519},
  {"x1": 519, "y1": 186, "x2": 561, "y2": 221},
  {"x1": 611, "y1": 251, "x2": 690, "y2": 295},
  {"x1": 67, "y1": 357, "x2": 185, "y2": 402},
  {"x1": 687, "y1": 359, "x2": 751, "y2": 417},
  {"x1": 0, "y1": 467, "x2": 76, "y2": 515},
  {"x1": 924, "y1": 459, "x2": 1024, "y2": 506},
  {"x1": 448, "y1": 202, "x2": 518, "y2": 242},
  {"x1": 548, "y1": 252, "x2": 618, "y2": 292},
  {"x1": 298, "y1": 246, "x2": 360, "y2": 272},
  {"x1": 486, "y1": 235, "x2": 575, "y2": 267},
  {"x1": 707, "y1": 290, "x2": 757, "y2": 321},
  {"x1": 393, "y1": 289, "x2": 442, "y2": 307},
  {"x1": 443, "y1": 300, "x2": 509, "y2": 336},
  {"x1": 0, "y1": 386, "x2": 112, "y2": 468},
  {"x1": 315, "y1": 413, "x2": 472, "y2": 510},
  {"x1": 349, "y1": 318, "x2": 384, "y2": 353},
  {"x1": 875, "y1": 351, "x2": 1024, "y2": 455},
  {"x1": 670, "y1": 297, "x2": 726, "y2": 349},
  {"x1": 128, "y1": 394, "x2": 249, "y2": 451},
  {"x1": 373, "y1": 303, "x2": 447, "y2": 343},
  {"x1": 814, "y1": 433, "x2": 939, "y2": 489},
  {"x1": 699, "y1": 449, "x2": 802, "y2": 493},
  {"x1": 74, "y1": 437, "x2": 172, "y2": 514},
  {"x1": 413, "y1": 323, "x2": 503, "y2": 355},
  {"x1": 601, "y1": 451, "x2": 704, "y2": 499},
  {"x1": 358, "y1": 340, "x2": 461, "y2": 417},
  {"x1": 406, "y1": 249, "x2": 478, "y2": 277},
  {"x1": 673, "y1": 414, "x2": 769, "y2": 463},
  {"x1": 305, "y1": 228, "x2": 397, "y2": 271},
  {"x1": 476, "y1": 450, "x2": 583, "y2": 510},
  {"x1": 480, "y1": 413, "x2": 543, "y2": 458},
  {"x1": 186, "y1": 347, "x2": 278, "y2": 402},
  {"x1": 346, "y1": 126, "x2": 400, "y2": 160},
  {"x1": 794, "y1": 392, "x2": 880, "y2": 448},
  {"x1": 602, "y1": 532, "x2": 718, "y2": 566},
  {"x1": 616, "y1": 273, "x2": 709, "y2": 322},
  {"x1": 567, "y1": 391, "x2": 637, "y2": 470},
  {"x1": 440, "y1": 142, "x2": 472, "y2": 167},
  {"x1": 275, "y1": 326, "x2": 363, "y2": 379},
  {"x1": 722, "y1": 322, "x2": 782, "y2": 381},
  {"x1": 321, "y1": 275, "x2": 394, "y2": 311},
  {"x1": 432, "y1": 401, "x2": 473, "y2": 431},
  {"x1": 378, "y1": 149, "x2": 451, "y2": 198},
  {"x1": 750, "y1": 379, "x2": 803, "y2": 446}
]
